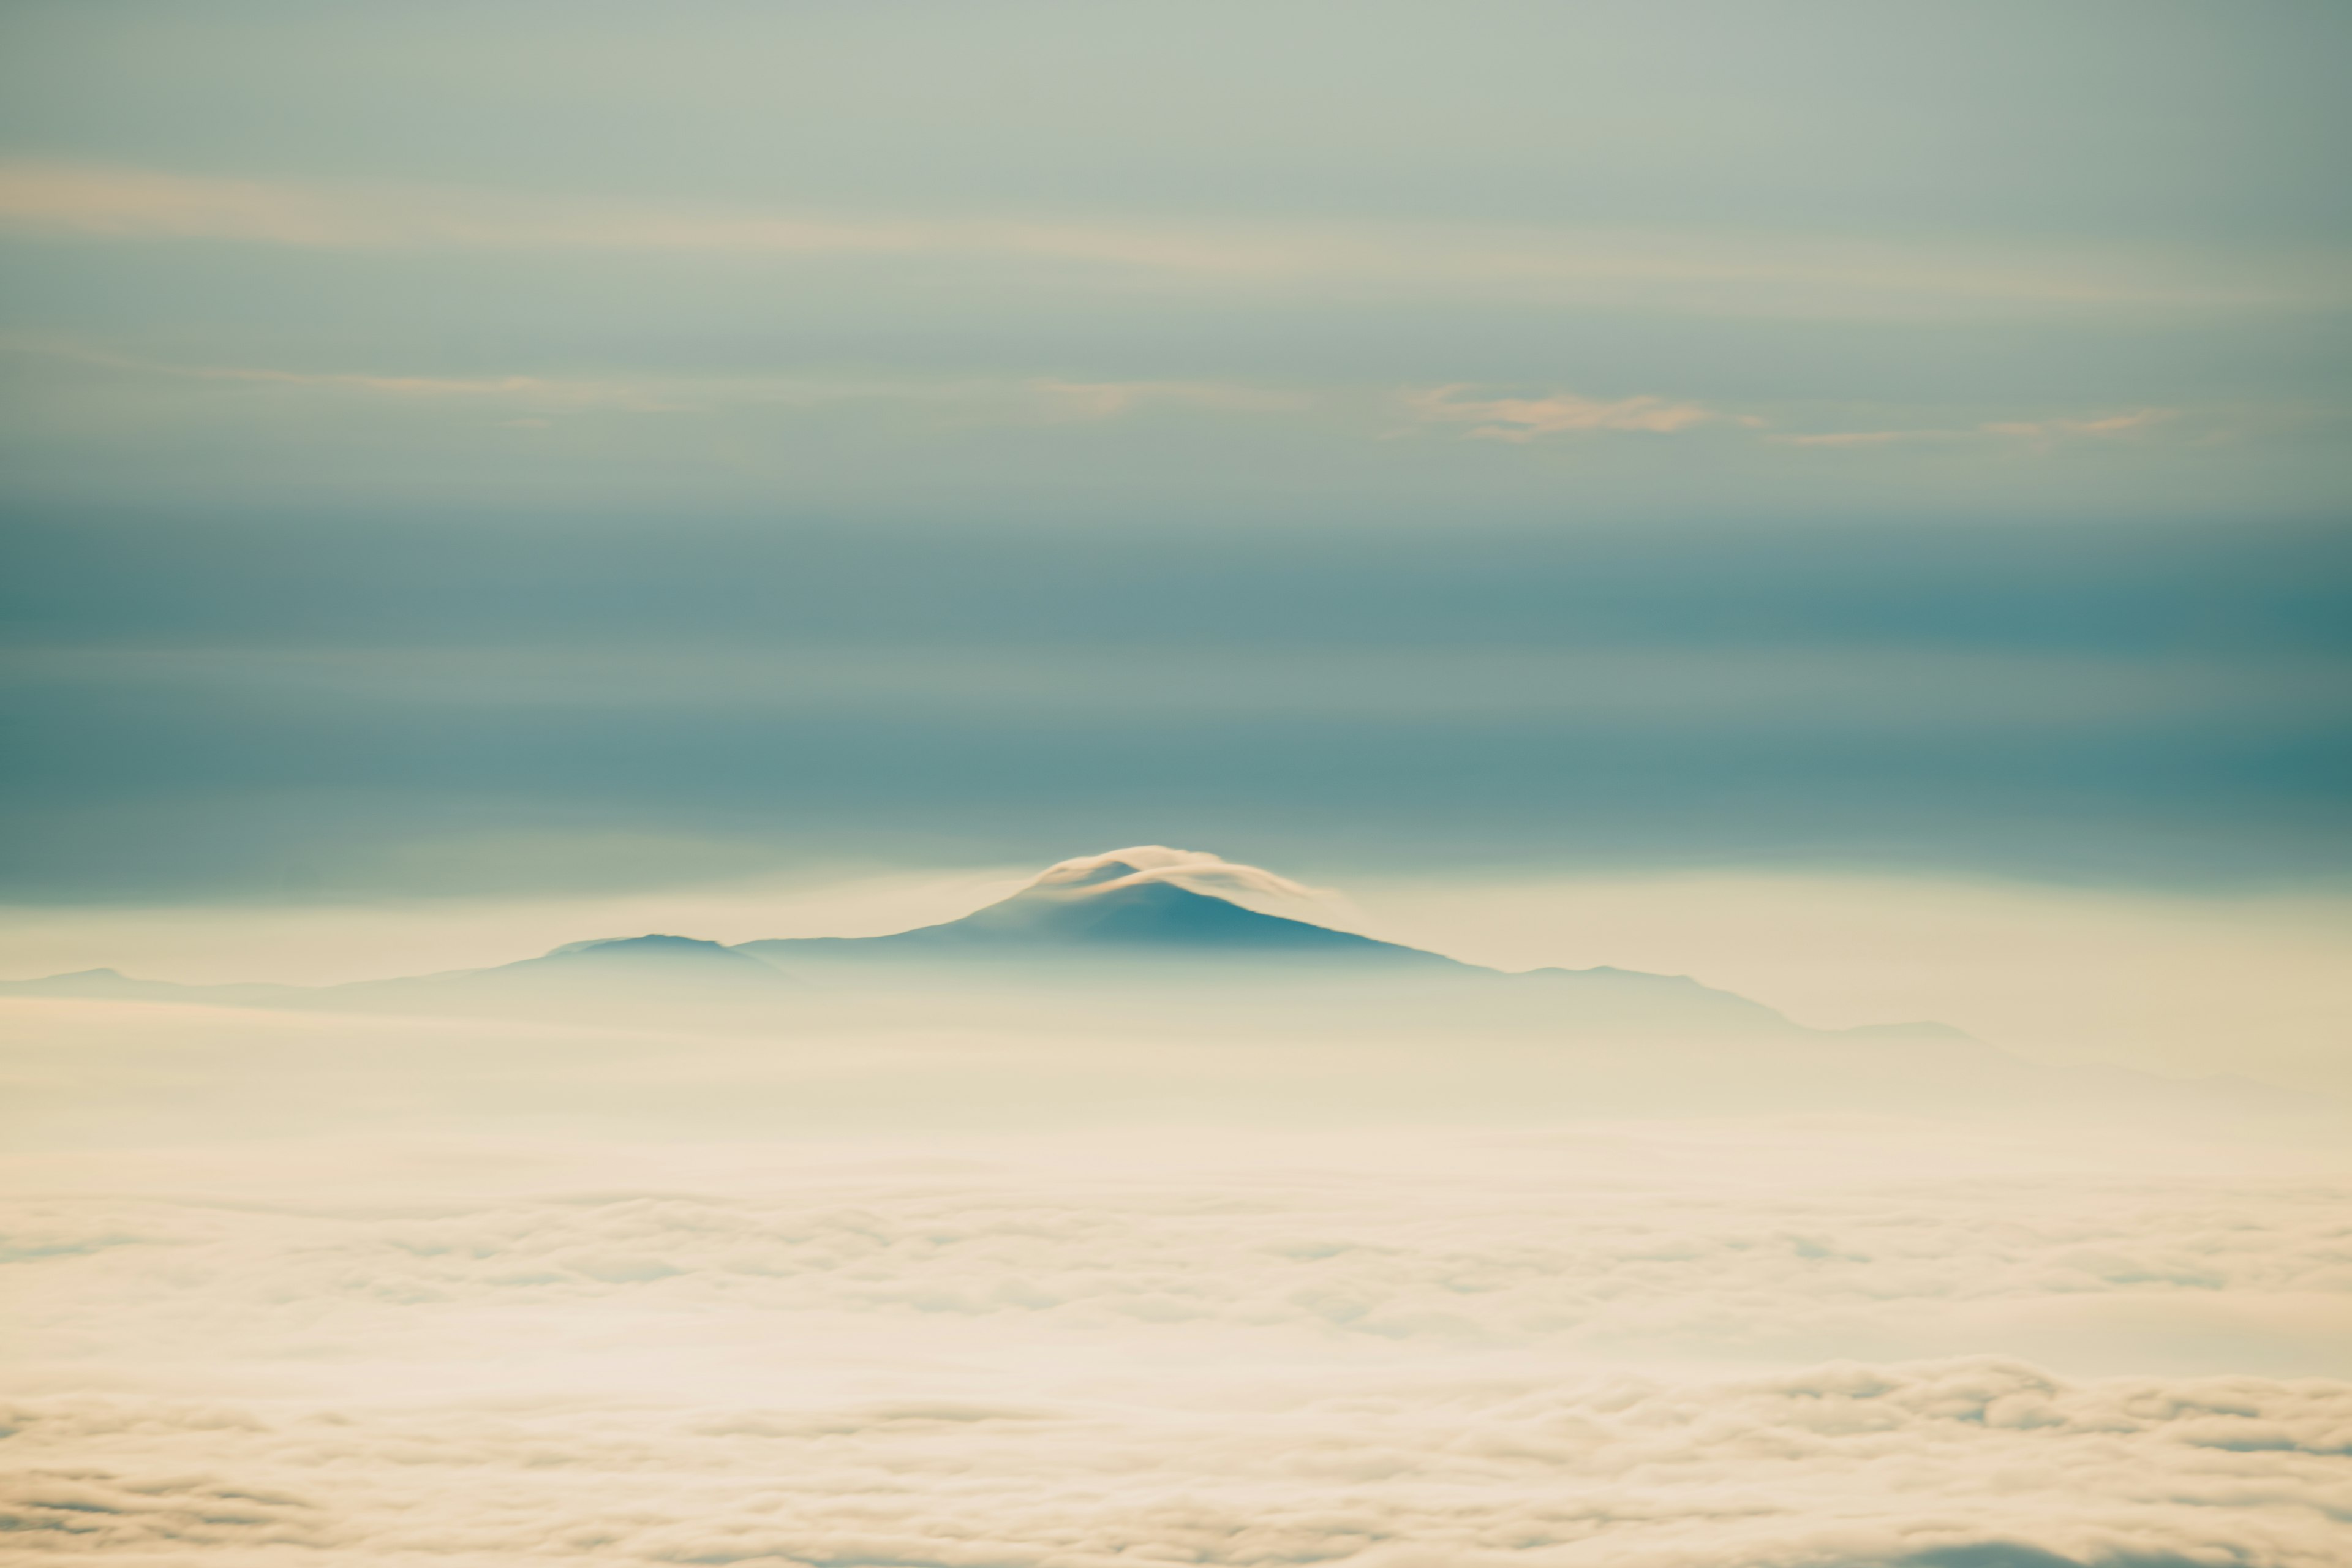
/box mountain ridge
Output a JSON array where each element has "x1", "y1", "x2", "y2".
[
  {"x1": 0, "y1": 848, "x2": 2316, "y2": 1121},
  {"x1": 733, "y1": 859, "x2": 1458, "y2": 968}
]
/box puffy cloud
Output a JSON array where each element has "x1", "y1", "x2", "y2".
[
  {"x1": 2, "y1": 1356, "x2": 2347, "y2": 1565},
  {"x1": 13, "y1": 1156, "x2": 2349, "y2": 1373}
]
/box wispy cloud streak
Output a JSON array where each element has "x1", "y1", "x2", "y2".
[
  {"x1": 1402, "y1": 384, "x2": 1727, "y2": 440},
  {"x1": 7, "y1": 340, "x2": 1304, "y2": 426},
  {"x1": 0, "y1": 161, "x2": 2324, "y2": 318},
  {"x1": 1773, "y1": 409, "x2": 2177, "y2": 448}
]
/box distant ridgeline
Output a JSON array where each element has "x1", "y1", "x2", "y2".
[
  {"x1": 2, "y1": 853, "x2": 1760, "y2": 1016},
  {"x1": 0, "y1": 850, "x2": 2302, "y2": 1118}
]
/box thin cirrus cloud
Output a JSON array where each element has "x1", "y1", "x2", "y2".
[
  {"x1": 1025, "y1": 379, "x2": 1311, "y2": 421},
  {"x1": 99, "y1": 357, "x2": 678, "y2": 413},
  {"x1": 10, "y1": 339, "x2": 1306, "y2": 427},
  {"x1": 2, "y1": 339, "x2": 2224, "y2": 480},
  {"x1": 1981, "y1": 409, "x2": 2178, "y2": 442},
  {"x1": 6, "y1": 339, "x2": 1702, "y2": 442},
  {"x1": 0, "y1": 159, "x2": 2324, "y2": 320},
  {"x1": 1773, "y1": 409, "x2": 2177, "y2": 448},
  {"x1": 22, "y1": 339, "x2": 1709, "y2": 440},
  {"x1": 1401, "y1": 383, "x2": 1732, "y2": 440}
]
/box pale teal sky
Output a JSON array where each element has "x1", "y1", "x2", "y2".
[{"x1": 0, "y1": 1, "x2": 2346, "y2": 904}]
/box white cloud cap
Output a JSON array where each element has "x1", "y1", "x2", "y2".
[{"x1": 1030, "y1": 845, "x2": 1317, "y2": 902}]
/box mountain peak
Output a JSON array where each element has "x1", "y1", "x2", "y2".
[
  {"x1": 543, "y1": 933, "x2": 741, "y2": 960},
  {"x1": 737, "y1": 848, "x2": 1457, "y2": 967},
  {"x1": 502, "y1": 933, "x2": 782, "y2": 981}
]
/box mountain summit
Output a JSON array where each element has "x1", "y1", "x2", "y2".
[{"x1": 734, "y1": 851, "x2": 1455, "y2": 967}]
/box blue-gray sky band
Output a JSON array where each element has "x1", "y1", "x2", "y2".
[{"x1": 0, "y1": 0, "x2": 2346, "y2": 904}]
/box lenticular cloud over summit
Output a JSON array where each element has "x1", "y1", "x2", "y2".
[{"x1": 1032, "y1": 845, "x2": 1321, "y2": 902}]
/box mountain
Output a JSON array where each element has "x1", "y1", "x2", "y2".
[
  {"x1": 0, "y1": 854, "x2": 1872, "y2": 1035},
  {"x1": 0, "y1": 933, "x2": 790, "y2": 1018},
  {"x1": 734, "y1": 857, "x2": 1456, "y2": 969},
  {"x1": 728, "y1": 862, "x2": 1828, "y2": 1040},
  {"x1": 0, "y1": 848, "x2": 2302, "y2": 1115},
  {"x1": 0, "y1": 967, "x2": 305, "y2": 1008},
  {"x1": 0, "y1": 846, "x2": 2318, "y2": 1118},
  {"x1": 453, "y1": 933, "x2": 780, "y2": 982},
  {"x1": 330, "y1": 933, "x2": 792, "y2": 1014}
]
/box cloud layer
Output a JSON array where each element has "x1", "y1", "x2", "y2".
[
  {"x1": 6, "y1": 1354, "x2": 2349, "y2": 1567},
  {"x1": 4, "y1": 1114, "x2": 2347, "y2": 1565}
]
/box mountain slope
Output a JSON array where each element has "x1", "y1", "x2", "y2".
[
  {"x1": 736, "y1": 858, "x2": 1457, "y2": 968},
  {"x1": 0, "y1": 935, "x2": 791, "y2": 1016},
  {"x1": 0, "y1": 968, "x2": 307, "y2": 1008},
  {"x1": 450, "y1": 934, "x2": 780, "y2": 982}
]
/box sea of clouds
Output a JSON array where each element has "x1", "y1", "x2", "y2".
[{"x1": 2, "y1": 997, "x2": 2348, "y2": 1566}]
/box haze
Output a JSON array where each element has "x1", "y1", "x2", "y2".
[{"x1": 2, "y1": 6, "x2": 2348, "y2": 1566}]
